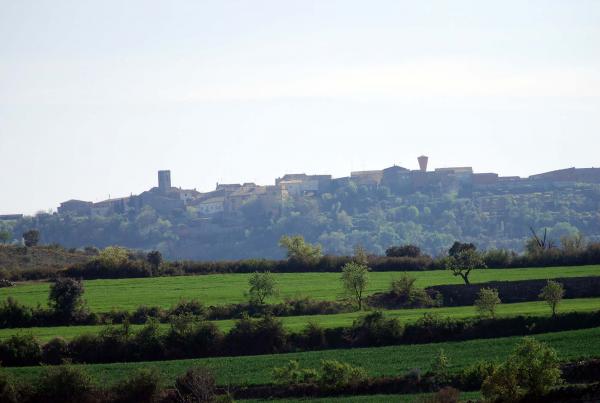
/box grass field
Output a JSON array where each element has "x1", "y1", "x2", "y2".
[
  {"x1": 1, "y1": 265, "x2": 598, "y2": 312},
  {"x1": 5, "y1": 326, "x2": 600, "y2": 387},
  {"x1": 2, "y1": 297, "x2": 599, "y2": 342},
  {"x1": 240, "y1": 391, "x2": 481, "y2": 402}
]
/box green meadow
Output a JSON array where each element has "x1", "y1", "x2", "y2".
[
  {"x1": 2, "y1": 297, "x2": 599, "y2": 342},
  {"x1": 2, "y1": 265, "x2": 598, "y2": 312},
  {"x1": 5, "y1": 326, "x2": 600, "y2": 387}
]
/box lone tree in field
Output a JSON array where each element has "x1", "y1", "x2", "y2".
[
  {"x1": 475, "y1": 287, "x2": 501, "y2": 318},
  {"x1": 539, "y1": 280, "x2": 564, "y2": 317},
  {"x1": 146, "y1": 250, "x2": 163, "y2": 274},
  {"x1": 22, "y1": 229, "x2": 40, "y2": 247},
  {"x1": 49, "y1": 278, "x2": 86, "y2": 321},
  {"x1": 248, "y1": 271, "x2": 278, "y2": 305},
  {"x1": 341, "y1": 262, "x2": 369, "y2": 310},
  {"x1": 279, "y1": 235, "x2": 322, "y2": 265},
  {"x1": 444, "y1": 244, "x2": 486, "y2": 285}
]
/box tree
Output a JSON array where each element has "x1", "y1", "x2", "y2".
[
  {"x1": 248, "y1": 271, "x2": 277, "y2": 305},
  {"x1": 0, "y1": 230, "x2": 11, "y2": 245},
  {"x1": 341, "y1": 262, "x2": 369, "y2": 310},
  {"x1": 353, "y1": 244, "x2": 369, "y2": 265},
  {"x1": 22, "y1": 229, "x2": 40, "y2": 247},
  {"x1": 474, "y1": 288, "x2": 501, "y2": 318},
  {"x1": 48, "y1": 278, "x2": 86, "y2": 321},
  {"x1": 96, "y1": 246, "x2": 129, "y2": 268},
  {"x1": 146, "y1": 250, "x2": 163, "y2": 274},
  {"x1": 385, "y1": 244, "x2": 421, "y2": 258},
  {"x1": 444, "y1": 248, "x2": 486, "y2": 285},
  {"x1": 448, "y1": 241, "x2": 476, "y2": 257},
  {"x1": 482, "y1": 337, "x2": 561, "y2": 401},
  {"x1": 539, "y1": 280, "x2": 564, "y2": 317},
  {"x1": 278, "y1": 235, "x2": 322, "y2": 265}
]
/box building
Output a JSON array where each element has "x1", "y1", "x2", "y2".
[
  {"x1": 197, "y1": 197, "x2": 225, "y2": 216},
  {"x1": 350, "y1": 170, "x2": 383, "y2": 187},
  {"x1": 58, "y1": 200, "x2": 93, "y2": 215},
  {"x1": 275, "y1": 174, "x2": 332, "y2": 194}
]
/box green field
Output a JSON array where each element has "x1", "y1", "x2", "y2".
[
  {"x1": 240, "y1": 391, "x2": 481, "y2": 402},
  {"x1": 2, "y1": 297, "x2": 600, "y2": 342},
  {"x1": 2, "y1": 265, "x2": 598, "y2": 312},
  {"x1": 5, "y1": 326, "x2": 600, "y2": 386}
]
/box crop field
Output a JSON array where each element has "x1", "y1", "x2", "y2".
[
  {"x1": 5, "y1": 326, "x2": 600, "y2": 387},
  {"x1": 2, "y1": 265, "x2": 599, "y2": 312},
  {"x1": 240, "y1": 391, "x2": 481, "y2": 402},
  {"x1": 2, "y1": 297, "x2": 600, "y2": 342}
]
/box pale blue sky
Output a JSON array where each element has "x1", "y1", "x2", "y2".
[{"x1": 1, "y1": 1, "x2": 599, "y2": 214}]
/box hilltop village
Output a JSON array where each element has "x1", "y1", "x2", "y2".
[
  {"x1": 3, "y1": 156, "x2": 600, "y2": 259},
  {"x1": 55, "y1": 156, "x2": 600, "y2": 221}
]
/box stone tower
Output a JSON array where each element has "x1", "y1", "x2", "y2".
[
  {"x1": 158, "y1": 170, "x2": 171, "y2": 192},
  {"x1": 418, "y1": 156, "x2": 429, "y2": 172}
]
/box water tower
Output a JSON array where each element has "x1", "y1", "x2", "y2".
[{"x1": 417, "y1": 156, "x2": 429, "y2": 172}]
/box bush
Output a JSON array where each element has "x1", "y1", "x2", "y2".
[
  {"x1": 0, "y1": 369, "x2": 19, "y2": 403},
  {"x1": 175, "y1": 366, "x2": 216, "y2": 403},
  {"x1": 35, "y1": 365, "x2": 95, "y2": 403},
  {"x1": 0, "y1": 333, "x2": 42, "y2": 366},
  {"x1": 457, "y1": 360, "x2": 497, "y2": 390},
  {"x1": 112, "y1": 367, "x2": 161, "y2": 403},
  {"x1": 272, "y1": 360, "x2": 318, "y2": 385},
  {"x1": 0, "y1": 297, "x2": 33, "y2": 328},
  {"x1": 224, "y1": 315, "x2": 287, "y2": 355},
  {"x1": 42, "y1": 337, "x2": 69, "y2": 365},
  {"x1": 318, "y1": 359, "x2": 367, "y2": 388},
  {"x1": 482, "y1": 337, "x2": 562, "y2": 401},
  {"x1": 169, "y1": 299, "x2": 206, "y2": 318},
  {"x1": 347, "y1": 311, "x2": 404, "y2": 346}
]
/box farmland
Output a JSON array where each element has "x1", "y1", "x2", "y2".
[
  {"x1": 2, "y1": 296, "x2": 600, "y2": 342},
  {"x1": 2, "y1": 265, "x2": 599, "y2": 312},
  {"x1": 5, "y1": 326, "x2": 600, "y2": 387}
]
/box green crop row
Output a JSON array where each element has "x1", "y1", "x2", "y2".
[
  {"x1": 2, "y1": 297, "x2": 600, "y2": 342},
  {"x1": 5, "y1": 326, "x2": 600, "y2": 387},
  {"x1": 2, "y1": 265, "x2": 599, "y2": 312}
]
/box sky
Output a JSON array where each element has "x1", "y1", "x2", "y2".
[{"x1": 1, "y1": 0, "x2": 599, "y2": 214}]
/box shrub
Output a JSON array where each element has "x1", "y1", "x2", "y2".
[
  {"x1": 224, "y1": 315, "x2": 287, "y2": 355},
  {"x1": 482, "y1": 337, "x2": 562, "y2": 401},
  {"x1": 0, "y1": 369, "x2": 19, "y2": 403},
  {"x1": 112, "y1": 367, "x2": 161, "y2": 403},
  {"x1": 0, "y1": 297, "x2": 33, "y2": 328},
  {"x1": 474, "y1": 288, "x2": 501, "y2": 318},
  {"x1": 0, "y1": 333, "x2": 42, "y2": 366},
  {"x1": 457, "y1": 360, "x2": 497, "y2": 390},
  {"x1": 42, "y1": 337, "x2": 69, "y2": 365},
  {"x1": 175, "y1": 366, "x2": 216, "y2": 403},
  {"x1": 419, "y1": 387, "x2": 461, "y2": 403},
  {"x1": 300, "y1": 321, "x2": 327, "y2": 349},
  {"x1": 272, "y1": 360, "x2": 318, "y2": 385},
  {"x1": 429, "y1": 348, "x2": 450, "y2": 384},
  {"x1": 131, "y1": 305, "x2": 165, "y2": 324},
  {"x1": 347, "y1": 311, "x2": 403, "y2": 346},
  {"x1": 318, "y1": 359, "x2": 367, "y2": 388},
  {"x1": 169, "y1": 299, "x2": 206, "y2": 318},
  {"x1": 35, "y1": 365, "x2": 95, "y2": 403}
]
